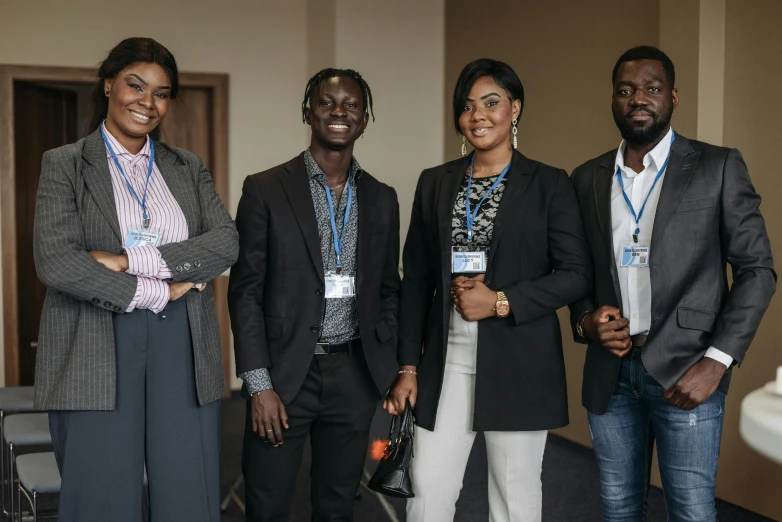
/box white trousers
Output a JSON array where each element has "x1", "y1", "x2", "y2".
[{"x1": 406, "y1": 310, "x2": 548, "y2": 522}]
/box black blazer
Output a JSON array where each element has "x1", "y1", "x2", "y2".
[
  {"x1": 398, "y1": 150, "x2": 592, "y2": 432},
  {"x1": 228, "y1": 153, "x2": 401, "y2": 404},
  {"x1": 569, "y1": 134, "x2": 776, "y2": 415}
]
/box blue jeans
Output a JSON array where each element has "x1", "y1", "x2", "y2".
[{"x1": 588, "y1": 348, "x2": 725, "y2": 522}]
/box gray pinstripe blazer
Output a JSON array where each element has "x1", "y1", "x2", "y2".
[{"x1": 33, "y1": 128, "x2": 239, "y2": 411}]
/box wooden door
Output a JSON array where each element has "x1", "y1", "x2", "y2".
[{"x1": 14, "y1": 82, "x2": 77, "y2": 385}]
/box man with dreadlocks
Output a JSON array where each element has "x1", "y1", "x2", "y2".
[{"x1": 228, "y1": 68, "x2": 401, "y2": 521}]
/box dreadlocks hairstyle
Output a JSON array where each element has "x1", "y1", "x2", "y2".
[{"x1": 301, "y1": 68, "x2": 375, "y2": 123}]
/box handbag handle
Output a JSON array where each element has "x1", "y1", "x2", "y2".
[{"x1": 388, "y1": 400, "x2": 414, "y2": 441}]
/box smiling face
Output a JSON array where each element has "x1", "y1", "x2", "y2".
[
  {"x1": 458, "y1": 76, "x2": 521, "y2": 153},
  {"x1": 104, "y1": 62, "x2": 171, "y2": 141},
  {"x1": 612, "y1": 59, "x2": 678, "y2": 146},
  {"x1": 306, "y1": 76, "x2": 368, "y2": 151}
]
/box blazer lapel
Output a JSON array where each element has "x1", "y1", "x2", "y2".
[
  {"x1": 153, "y1": 142, "x2": 200, "y2": 237},
  {"x1": 280, "y1": 154, "x2": 324, "y2": 281},
  {"x1": 357, "y1": 172, "x2": 378, "y2": 289},
  {"x1": 438, "y1": 155, "x2": 470, "y2": 284},
  {"x1": 651, "y1": 135, "x2": 701, "y2": 247},
  {"x1": 487, "y1": 150, "x2": 532, "y2": 272},
  {"x1": 81, "y1": 129, "x2": 122, "y2": 242},
  {"x1": 593, "y1": 153, "x2": 623, "y2": 305}
]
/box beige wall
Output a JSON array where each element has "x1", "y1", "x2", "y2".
[
  {"x1": 444, "y1": 0, "x2": 782, "y2": 518},
  {"x1": 721, "y1": 0, "x2": 782, "y2": 517},
  {"x1": 0, "y1": 0, "x2": 446, "y2": 389}
]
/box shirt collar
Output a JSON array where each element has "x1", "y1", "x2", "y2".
[
  {"x1": 304, "y1": 149, "x2": 363, "y2": 182},
  {"x1": 102, "y1": 121, "x2": 151, "y2": 161},
  {"x1": 614, "y1": 126, "x2": 674, "y2": 177}
]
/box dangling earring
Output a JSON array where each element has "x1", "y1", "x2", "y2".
[
  {"x1": 461, "y1": 135, "x2": 467, "y2": 157},
  {"x1": 512, "y1": 118, "x2": 518, "y2": 150}
]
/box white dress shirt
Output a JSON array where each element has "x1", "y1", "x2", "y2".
[{"x1": 612, "y1": 127, "x2": 733, "y2": 368}]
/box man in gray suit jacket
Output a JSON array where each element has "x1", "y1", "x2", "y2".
[{"x1": 570, "y1": 46, "x2": 775, "y2": 521}]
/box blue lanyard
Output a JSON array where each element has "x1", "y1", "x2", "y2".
[
  {"x1": 465, "y1": 155, "x2": 511, "y2": 241},
  {"x1": 323, "y1": 170, "x2": 353, "y2": 271},
  {"x1": 100, "y1": 122, "x2": 155, "y2": 229},
  {"x1": 616, "y1": 132, "x2": 675, "y2": 243}
]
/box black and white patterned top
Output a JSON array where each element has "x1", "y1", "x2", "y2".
[
  {"x1": 240, "y1": 150, "x2": 362, "y2": 394},
  {"x1": 451, "y1": 171, "x2": 507, "y2": 253},
  {"x1": 304, "y1": 150, "x2": 361, "y2": 343}
]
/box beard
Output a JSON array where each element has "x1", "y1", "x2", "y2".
[{"x1": 613, "y1": 105, "x2": 673, "y2": 147}]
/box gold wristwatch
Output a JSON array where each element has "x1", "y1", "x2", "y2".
[{"x1": 495, "y1": 291, "x2": 510, "y2": 318}]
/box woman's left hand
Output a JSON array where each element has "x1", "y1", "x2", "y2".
[
  {"x1": 89, "y1": 251, "x2": 129, "y2": 273},
  {"x1": 452, "y1": 278, "x2": 497, "y2": 321}
]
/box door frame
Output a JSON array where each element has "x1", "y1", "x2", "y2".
[{"x1": 0, "y1": 64, "x2": 230, "y2": 387}]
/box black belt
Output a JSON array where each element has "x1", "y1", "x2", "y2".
[
  {"x1": 314, "y1": 338, "x2": 360, "y2": 355},
  {"x1": 631, "y1": 334, "x2": 648, "y2": 347}
]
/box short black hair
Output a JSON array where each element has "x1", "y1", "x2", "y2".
[
  {"x1": 301, "y1": 68, "x2": 375, "y2": 123},
  {"x1": 452, "y1": 58, "x2": 524, "y2": 134},
  {"x1": 612, "y1": 46, "x2": 675, "y2": 89}
]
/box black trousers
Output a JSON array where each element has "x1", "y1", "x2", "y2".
[
  {"x1": 243, "y1": 345, "x2": 378, "y2": 522},
  {"x1": 49, "y1": 298, "x2": 221, "y2": 522}
]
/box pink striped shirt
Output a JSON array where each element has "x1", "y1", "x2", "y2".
[{"x1": 102, "y1": 123, "x2": 189, "y2": 313}]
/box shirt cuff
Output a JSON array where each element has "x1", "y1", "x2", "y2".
[
  {"x1": 704, "y1": 347, "x2": 734, "y2": 369},
  {"x1": 240, "y1": 368, "x2": 273, "y2": 395},
  {"x1": 126, "y1": 277, "x2": 169, "y2": 314},
  {"x1": 125, "y1": 245, "x2": 170, "y2": 279}
]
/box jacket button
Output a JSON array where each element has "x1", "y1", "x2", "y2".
[
  {"x1": 485, "y1": 279, "x2": 491, "y2": 286},
  {"x1": 310, "y1": 325, "x2": 319, "y2": 333},
  {"x1": 104, "y1": 301, "x2": 112, "y2": 308},
  {"x1": 113, "y1": 306, "x2": 122, "y2": 312},
  {"x1": 176, "y1": 266, "x2": 183, "y2": 272},
  {"x1": 184, "y1": 262, "x2": 192, "y2": 270},
  {"x1": 194, "y1": 261, "x2": 201, "y2": 268},
  {"x1": 92, "y1": 298, "x2": 100, "y2": 304},
  {"x1": 316, "y1": 289, "x2": 324, "y2": 296}
]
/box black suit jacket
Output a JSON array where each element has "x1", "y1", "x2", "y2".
[
  {"x1": 570, "y1": 134, "x2": 776, "y2": 415},
  {"x1": 228, "y1": 153, "x2": 401, "y2": 404},
  {"x1": 398, "y1": 150, "x2": 592, "y2": 431}
]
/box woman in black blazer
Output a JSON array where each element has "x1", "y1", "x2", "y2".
[{"x1": 384, "y1": 59, "x2": 592, "y2": 522}]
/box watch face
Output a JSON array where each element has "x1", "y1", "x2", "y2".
[{"x1": 496, "y1": 302, "x2": 510, "y2": 317}]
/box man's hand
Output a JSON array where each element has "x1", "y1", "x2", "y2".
[
  {"x1": 664, "y1": 358, "x2": 727, "y2": 410},
  {"x1": 383, "y1": 366, "x2": 417, "y2": 416},
  {"x1": 89, "y1": 251, "x2": 129, "y2": 272},
  {"x1": 451, "y1": 275, "x2": 496, "y2": 321},
  {"x1": 251, "y1": 389, "x2": 289, "y2": 446},
  {"x1": 584, "y1": 305, "x2": 632, "y2": 357}
]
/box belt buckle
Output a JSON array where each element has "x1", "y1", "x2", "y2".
[{"x1": 315, "y1": 342, "x2": 330, "y2": 355}]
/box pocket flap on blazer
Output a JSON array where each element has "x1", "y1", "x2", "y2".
[
  {"x1": 677, "y1": 307, "x2": 717, "y2": 332},
  {"x1": 375, "y1": 320, "x2": 392, "y2": 343},
  {"x1": 675, "y1": 197, "x2": 715, "y2": 213},
  {"x1": 265, "y1": 317, "x2": 284, "y2": 339}
]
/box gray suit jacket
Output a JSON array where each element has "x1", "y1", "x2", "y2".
[
  {"x1": 33, "y1": 128, "x2": 239, "y2": 411},
  {"x1": 570, "y1": 134, "x2": 776, "y2": 415}
]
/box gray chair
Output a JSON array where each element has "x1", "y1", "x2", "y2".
[
  {"x1": 0, "y1": 386, "x2": 35, "y2": 516},
  {"x1": 15, "y1": 452, "x2": 60, "y2": 522},
  {"x1": 4, "y1": 413, "x2": 52, "y2": 520}
]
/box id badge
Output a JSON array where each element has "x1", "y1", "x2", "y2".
[
  {"x1": 451, "y1": 246, "x2": 487, "y2": 274},
  {"x1": 620, "y1": 241, "x2": 651, "y2": 268},
  {"x1": 125, "y1": 229, "x2": 163, "y2": 248},
  {"x1": 324, "y1": 272, "x2": 356, "y2": 298}
]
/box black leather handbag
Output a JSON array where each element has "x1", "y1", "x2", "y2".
[{"x1": 368, "y1": 403, "x2": 415, "y2": 498}]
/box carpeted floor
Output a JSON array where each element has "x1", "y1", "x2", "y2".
[{"x1": 218, "y1": 396, "x2": 775, "y2": 522}]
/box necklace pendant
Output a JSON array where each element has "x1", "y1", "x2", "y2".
[{"x1": 143, "y1": 217, "x2": 150, "y2": 229}]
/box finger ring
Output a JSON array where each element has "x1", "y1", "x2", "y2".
[{"x1": 267, "y1": 429, "x2": 273, "y2": 432}]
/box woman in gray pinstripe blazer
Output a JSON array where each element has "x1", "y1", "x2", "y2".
[{"x1": 32, "y1": 38, "x2": 238, "y2": 522}]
